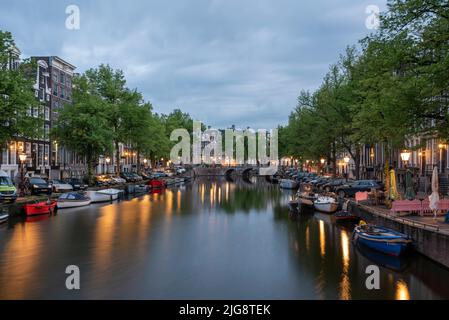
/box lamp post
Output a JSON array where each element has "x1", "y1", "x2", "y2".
[
  {"x1": 400, "y1": 150, "x2": 411, "y2": 192},
  {"x1": 320, "y1": 158, "x2": 325, "y2": 174},
  {"x1": 343, "y1": 156, "x2": 350, "y2": 180},
  {"x1": 105, "y1": 157, "x2": 111, "y2": 174},
  {"x1": 19, "y1": 153, "x2": 27, "y2": 197},
  {"x1": 438, "y1": 143, "x2": 446, "y2": 173},
  {"x1": 418, "y1": 151, "x2": 424, "y2": 177}
]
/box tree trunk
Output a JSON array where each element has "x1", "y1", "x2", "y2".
[
  {"x1": 355, "y1": 147, "x2": 361, "y2": 180},
  {"x1": 115, "y1": 140, "x2": 120, "y2": 175},
  {"x1": 331, "y1": 142, "x2": 337, "y2": 177},
  {"x1": 86, "y1": 155, "x2": 95, "y2": 186},
  {"x1": 137, "y1": 150, "x2": 141, "y2": 173}
]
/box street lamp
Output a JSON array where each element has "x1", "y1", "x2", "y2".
[
  {"x1": 438, "y1": 143, "x2": 446, "y2": 173},
  {"x1": 418, "y1": 151, "x2": 424, "y2": 176},
  {"x1": 18, "y1": 153, "x2": 27, "y2": 197},
  {"x1": 400, "y1": 150, "x2": 411, "y2": 165},
  {"x1": 105, "y1": 157, "x2": 111, "y2": 174},
  {"x1": 343, "y1": 156, "x2": 350, "y2": 180}
]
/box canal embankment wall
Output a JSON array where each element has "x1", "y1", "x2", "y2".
[{"x1": 349, "y1": 201, "x2": 449, "y2": 269}]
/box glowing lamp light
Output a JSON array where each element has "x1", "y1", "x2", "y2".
[
  {"x1": 400, "y1": 150, "x2": 411, "y2": 162},
  {"x1": 343, "y1": 156, "x2": 350, "y2": 164},
  {"x1": 320, "y1": 158, "x2": 325, "y2": 165},
  {"x1": 19, "y1": 153, "x2": 27, "y2": 162},
  {"x1": 105, "y1": 157, "x2": 111, "y2": 164}
]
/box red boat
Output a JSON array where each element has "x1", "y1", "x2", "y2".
[
  {"x1": 148, "y1": 179, "x2": 166, "y2": 189},
  {"x1": 24, "y1": 200, "x2": 57, "y2": 216}
]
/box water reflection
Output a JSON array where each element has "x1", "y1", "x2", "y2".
[
  {"x1": 0, "y1": 177, "x2": 448, "y2": 299},
  {"x1": 396, "y1": 280, "x2": 410, "y2": 300}
]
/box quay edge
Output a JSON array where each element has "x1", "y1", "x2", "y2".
[{"x1": 349, "y1": 201, "x2": 449, "y2": 269}]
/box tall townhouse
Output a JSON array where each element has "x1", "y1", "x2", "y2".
[
  {"x1": 31, "y1": 56, "x2": 87, "y2": 179},
  {"x1": 0, "y1": 45, "x2": 22, "y2": 180}
]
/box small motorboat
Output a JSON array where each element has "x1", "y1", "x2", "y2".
[
  {"x1": 334, "y1": 200, "x2": 359, "y2": 221},
  {"x1": 335, "y1": 211, "x2": 360, "y2": 222},
  {"x1": 279, "y1": 179, "x2": 298, "y2": 190},
  {"x1": 0, "y1": 213, "x2": 8, "y2": 224},
  {"x1": 85, "y1": 189, "x2": 121, "y2": 203},
  {"x1": 353, "y1": 223, "x2": 412, "y2": 256},
  {"x1": 314, "y1": 196, "x2": 338, "y2": 213},
  {"x1": 24, "y1": 200, "x2": 57, "y2": 216},
  {"x1": 149, "y1": 179, "x2": 166, "y2": 189},
  {"x1": 57, "y1": 192, "x2": 91, "y2": 209},
  {"x1": 297, "y1": 191, "x2": 317, "y2": 207},
  {"x1": 288, "y1": 199, "x2": 299, "y2": 212}
]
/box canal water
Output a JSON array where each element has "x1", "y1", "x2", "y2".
[{"x1": 0, "y1": 177, "x2": 448, "y2": 299}]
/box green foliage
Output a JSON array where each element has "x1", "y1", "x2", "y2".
[
  {"x1": 51, "y1": 75, "x2": 114, "y2": 184},
  {"x1": 0, "y1": 30, "x2": 41, "y2": 146},
  {"x1": 281, "y1": 0, "x2": 449, "y2": 176}
]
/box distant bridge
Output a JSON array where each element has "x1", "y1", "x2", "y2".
[{"x1": 193, "y1": 165, "x2": 278, "y2": 177}]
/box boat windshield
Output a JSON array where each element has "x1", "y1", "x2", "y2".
[{"x1": 0, "y1": 176, "x2": 13, "y2": 186}]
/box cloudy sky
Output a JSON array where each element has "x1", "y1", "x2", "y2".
[{"x1": 1, "y1": 0, "x2": 386, "y2": 129}]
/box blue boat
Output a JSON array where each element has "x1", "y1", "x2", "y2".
[{"x1": 353, "y1": 224, "x2": 412, "y2": 256}]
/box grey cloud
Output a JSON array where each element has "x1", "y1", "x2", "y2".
[{"x1": 0, "y1": 0, "x2": 387, "y2": 129}]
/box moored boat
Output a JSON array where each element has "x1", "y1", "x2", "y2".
[
  {"x1": 149, "y1": 179, "x2": 166, "y2": 189},
  {"x1": 334, "y1": 210, "x2": 360, "y2": 222},
  {"x1": 279, "y1": 179, "x2": 298, "y2": 190},
  {"x1": 0, "y1": 213, "x2": 8, "y2": 224},
  {"x1": 85, "y1": 189, "x2": 121, "y2": 203},
  {"x1": 314, "y1": 196, "x2": 338, "y2": 213},
  {"x1": 353, "y1": 223, "x2": 412, "y2": 256},
  {"x1": 297, "y1": 191, "x2": 317, "y2": 207},
  {"x1": 288, "y1": 199, "x2": 299, "y2": 212},
  {"x1": 24, "y1": 200, "x2": 57, "y2": 216},
  {"x1": 57, "y1": 192, "x2": 91, "y2": 209}
]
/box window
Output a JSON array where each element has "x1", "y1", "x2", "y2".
[
  {"x1": 53, "y1": 73, "x2": 58, "y2": 83},
  {"x1": 60, "y1": 72, "x2": 65, "y2": 84},
  {"x1": 44, "y1": 107, "x2": 50, "y2": 120},
  {"x1": 53, "y1": 84, "x2": 58, "y2": 96},
  {"x1": 60, "y1": 87, "x2": 65, "y2": 99}
]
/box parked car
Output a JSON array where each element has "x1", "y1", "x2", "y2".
[
  {"x1": 109, "y1": 175, "x2": 126, "y2": 184},
  {"x1": 164, "y1": 169, "x2": 175, "y2": 177},
  {"x1": 50, "y1": 179, "x2": 73, "y2": 193},
  {"x1": 120, "y1": 172, "x2": 135, "y2": 182},
  {"x1": 26, "y1": 177, "x2": 52, "y2": 195},
  {"x1": 0, "y1": 170, "x2": 17, "y2": 203},
  {"x1": 151, "y1": 171, "x2": 167, "y2": 179},
  {"x1": 140, "y1": 172, "x2": 153, "y2": 180},
  {"x1": 175, "y1": 166, "x2": 186, "y2": 174},
  {"x1": 67, "y1": 178, "x2": 88, "y2": 191},
  {"x1": 95, "y1": 175, "x2": 112, "y2": 186},
  {"x1": 335, "y1": 180, "x2": 384, "y2": 198},
  {"x1": 131, "y1": 173, "x2": 143, "y2": 181},
  {"x1": 321, "y1": 178, "x2": 347, "y2": 192}
]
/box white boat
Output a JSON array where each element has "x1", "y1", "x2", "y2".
[
  {"x1": 314, "y1": 196, "x2": 338, "y2": 213},
  {"x1": 86, "y1": 189, "x2": 121, "y2": 203},
  {"x1": 279, "y1": 179, "x2": 298, "y2": 190},
  {"x1": 0, "y1": 213, "x2": 8, "y2": 224},
  {"x1": 57, "y1": 192, "x2": 91, "y2": 209}
]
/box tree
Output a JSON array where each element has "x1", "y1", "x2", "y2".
[
  {"x1": 0, "y1": 30, "x2": 41, "y2": 146},
  {"x1": 51, "y1": 75, "x2": 113, "y2": 184},
  {"x1": 83, "y1": 64, "x2": 143, "y2": 174}
]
